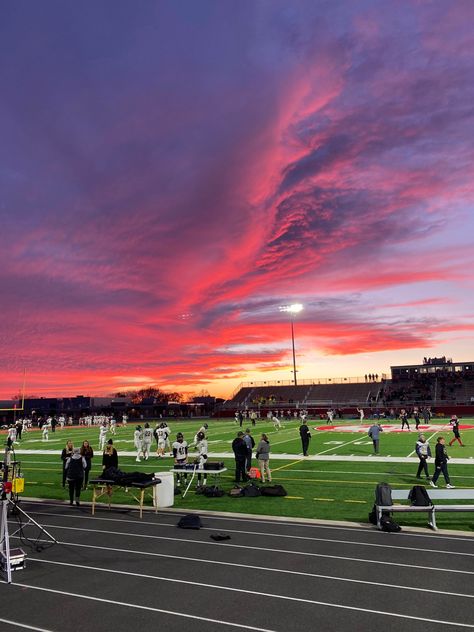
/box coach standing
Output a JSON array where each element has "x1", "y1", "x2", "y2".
[
  {"x1": 368, "y1": 422, "x2": 383, "y2": 455},
  {"x1": 232, "y1": 431, "x2": 248, "y2": 483},
  {"x1": 299, "y1": 420, "x2": 311, "y2": 456}
]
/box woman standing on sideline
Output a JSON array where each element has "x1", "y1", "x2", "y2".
[
  {"x1": 80, "y1": 440, "x2": 94, "y2": 489},
  {"x1": 430, "y1": 437, "x2": 455, "y2": 489},
  {"x1": 65, "y1": 447, "x2": 86, "y2": 506},
  {"x1": 61, "y1": 440, "x2": 74, "y2": 488},
  {"x1": 102, "y1": 439, "x2": 118, "y2": 472},
  {"x1": 256, "y1": 434, "x2": 272, "y2": 483}
]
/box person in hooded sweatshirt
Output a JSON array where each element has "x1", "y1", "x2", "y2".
[
  {"x1": 65, "y1": 447, "x2": 87, "y2": 506},
  {"x1": 415, "y1": 434, "x2": 432, "y2": 479}
]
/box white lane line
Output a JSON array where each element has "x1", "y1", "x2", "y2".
[
  {"x1": 0, "y1": 620, "x2": 54, "y2": 632},
  {"x1": 19, "y1": 502, "x2": 474, "y2": 543},
  {"x1": 315, "y1": 436, "x2": 365, "y2": 455},
  {"x1": 15, "y1": 536, "x2": 474, "y2": 576},
  {"x1": 12, "y1": 583, "x2": 276, "y2": 632},
  {"x1": 30, "y1": 557, "x2": 474, "y2": 599},
  {"x1": 27, "y1": 521, "x2": 474, "y2": 558},
  {"x1": 15, "y1": 581, "x2": 474, "y2": 629}
]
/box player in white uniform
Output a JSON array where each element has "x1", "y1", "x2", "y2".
[
  {"x1": 163, "y1": 423, "x2": 172, "y2": 455},
  {"x1": 109, "y1": 416, "x2": 117, "y2": 435},
  {"x1": 357, "y1": 408, "x2": 365, "y2": 421},
  {"x1": 195, "y1": 431, "x2": 208, "y2": 488},
  {"x1": 98, "y1": 423, "x2": 108, "y2": 451},
  {"x1": 272, "y1": 415, "x2": 282, "y2": 431},
  {"x1": 142, "y1": 423, "x2": 153, "y2": 460},
  {"x1": 155, "y1": 423, "x2": 166, "y2": 457},
  {"x1": 326, "y1": 409, "x2": 334, "y2": 424},
  {"x1": 7, "y1": 426, "x2": 17, "y2": 445},
  {"x1": 122, "y1": 414, "x2": 128, "y2": 426},
  {"x1": 42, "y1": 419, "x2": 51, "y2": 441},
  {"x1": 134, "y1": 426, "x2": 143, "y2": 461},
  {"x1": 193, "y1": 423, "x2": 208, "y2": 446},
  {"x1": 172, "y1": 432, "x2": 188, "y2": 487}
]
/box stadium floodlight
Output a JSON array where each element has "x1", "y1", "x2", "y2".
[{"x1": 278, "y1": 304, "x2": 304, "y2": 385}]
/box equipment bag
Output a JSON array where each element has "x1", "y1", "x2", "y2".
[
  {"x1": 204, "y1": 461, "x2": 225, "y2": 471},
  {"x1": 368, "y1": 504, "x2": 378, "y2": 525},
  {"x1": 375, "y1": 482, "x2": 393, "y2": 506},
  {"x1": 241, "y1": 482, "x2": 262, "y2": 497},
  {"x1": 229, "y1": 486, "x2": 243, "y2": 497},
  {"x1": 260, "y1": 484, "x2": 287, "y2": 497},
  {"x1": 177, "y1": 514, "x2": 202, "y2": 529},
  {"x1": 409, "y1": 485, "x2": 432, "y2": 507},
  {"x1": 379, "y1": 515, "x2": 402, "y2": 532},
  {"x1": 203, "y1": 485, "x2": 225, "y2": 497},
  {"x1": 248, "y1": 467, "x2": 261, "y2": 479}
]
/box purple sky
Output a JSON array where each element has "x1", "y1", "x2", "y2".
[{"x1": 1, "y1": 1, "x2": 474, "y2": 399}]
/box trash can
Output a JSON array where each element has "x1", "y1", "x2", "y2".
[{"x1": 154, "y1": 472, "x2": 174, "y2": 508}]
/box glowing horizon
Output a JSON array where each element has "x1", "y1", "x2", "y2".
[{"x1": 1, "y1": 1, "x2": 474, "y2": 401}]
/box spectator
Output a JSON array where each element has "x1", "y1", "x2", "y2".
[
  {"x1": 232, "y1": 431, "x2": 248, "y2": 483},
  {"x1": 415, "y1": 434, "x2": 431, "y2": 479},
  {"x1": 430, "y1": 437, "x2": 454, "y2": 488},
  {"x1": 102, "y1": 439, "x2": 118, "y2": 472},
  {"x1": 80, "y1": 440, "x2": 94, "y2": 490},
  {"x1": 60, "y1": 440, "x2": 74, "y2": 488},
  {"x1": 243, "y1": 428, "x2": 255, "y2": 472},
  {"x1": 65, "y1": 447, "x2": 86, "y2": 506},
  {"x1": 256, "y1": 434, "x2": 272, "y2": 483}
]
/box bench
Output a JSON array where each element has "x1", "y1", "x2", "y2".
[
  {"x1": 171, "y1": 466, "x2": 227, "y2": 498},
  {"x1": 90, "y1": 477, "x2": 161, "y2": 518},
  {"x1": 376, "y1": 488, "x2": 474, "y2": 530}
]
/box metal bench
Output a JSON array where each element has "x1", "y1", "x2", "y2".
[{"x1": 376, "y1": 488, "x2": 474, "y2": 530}]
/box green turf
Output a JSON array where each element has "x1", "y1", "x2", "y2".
[{"x1": 7, "y1": 417, "x2": 474, "y2": 531}]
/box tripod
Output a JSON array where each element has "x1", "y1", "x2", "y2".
[{"x1": 1, "y1": 444, "x2": 58, "y2": 584}]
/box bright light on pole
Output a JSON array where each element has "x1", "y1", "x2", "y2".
[{"x1": 279, "y1": 304, "x2": 304, "y2": 385}]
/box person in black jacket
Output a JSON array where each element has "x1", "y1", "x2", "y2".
[
  {"x1": 232, "y1": 432, "x2": 248, "y2": 483},
  {"x1": 80, "y1": 440, "x2": 94, "y2": 489},
  {"x1": 449, "y1": 416, "x2": 464, "y2": 447},
  {"x1": 61, "y1": 440, "x2": 74, "y2": 488},
  {"x1": 299, "y1": 420, "x2": 311, "y2": 456},
  {"x1": 430, "y1": 437, "x2": 454, "y2": 488},
  {"x1": 65, "y1": 447, "x2": 87, "y2": 506},
  {"x1": 102, "y1": 439, "x2": 118, "y2": 472}
]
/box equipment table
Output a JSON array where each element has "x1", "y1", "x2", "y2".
[
  {"x1": 170, "y1": 467, "x2": 227, "y2": 498},
  {"x1": 89, "y1": 477, "x2": 161, "y2": 518}
]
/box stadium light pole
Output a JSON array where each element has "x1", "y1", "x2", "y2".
[{"x1": 279, "y1": 303, "x2": 303, "y2": 386}]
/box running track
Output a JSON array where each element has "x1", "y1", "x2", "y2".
[{"x1": 1, "y1": 499, "x2": 473, "y2": 631}]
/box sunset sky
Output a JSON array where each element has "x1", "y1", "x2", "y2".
[{"x1": 1, "y1": 1, "x2": 474, "y2": 400}]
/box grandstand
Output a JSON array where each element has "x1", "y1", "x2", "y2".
[{"x1": 223, "y1": 357, "x2": 474, "y2": 415}]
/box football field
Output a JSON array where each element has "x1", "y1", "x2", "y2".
[{"x1": 9, "y1": 417, "x2": 474, "y2": 531}]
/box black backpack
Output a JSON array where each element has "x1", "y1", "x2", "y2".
[
  {"x1": 379, "y1": 515, "x2": 402, "y2": 532},
  {"x1": 203, "y1": 485, "x2": 225, "y2": 497},
  {"x1": 375, "y1": 482, "x2": 393, "y2": 506},
  {"x1": 241, "y1": 482, "x2": 262, "y2": 497},
  {"x1": 177, "y1": 514, "x2": 202, "y2": 529},
  {"x1": 409, "y1": 485, "x2": 432, "y2": 507},
  {"x1": 260, "y1": 484, "x2": 287, "y2": 497}
]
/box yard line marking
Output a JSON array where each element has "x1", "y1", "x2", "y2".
[
  {"x1": 14, "y1": 583, "x2": 277, "y2": 632},
  {"x1": 284, "y1": 496, "x2": 304, "y2": 500},
  {"x1": 313, "y1": 498, "x2": 335, "y2": 501},
  {"x1": 16, "y1": 578, "x2": 474, "y2": 628},
  {"x1": 0, "y1": 619, "x2": 54, "y2": 632},
  {"x1": 23, "y1": 522, "x2": 474, "y2": 557},
  {"x1": 14, "y1": 535, "x2": 474, "y2": 576},
  {"x1": 272, "y1": 458, "x2": 305, "y2": 472},
  {"x1": 316, "y1": 436, "x2": 364, "y2": 455},
  {"x1": 344, "y1": 500, "x2": 367, "y2": 504},
  {"x1": 30, "y1": 557, "x2": 474, "y2": 600}
]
